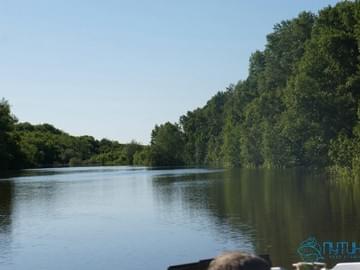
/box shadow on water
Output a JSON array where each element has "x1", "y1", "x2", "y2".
[
  {"x1": 0, "y1": 179, "x2": 14, "y2": 263},
  {"x1": 0, "y1": 180, "x2": 14, "y2": 234},
  {"x1": 0, "y1": 172, "x2": 61, "y2": 256},
  {"x1": 152, "y1": 168, "x2": 360, "y2": 268}
]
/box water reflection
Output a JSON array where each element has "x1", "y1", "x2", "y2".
[
  {"x1": 0, "y1": 181, "x2": 13, "y2": 233},
  {"x1": 152, "y1": 169, "x2": 360, "y2": 268},
  {"x1": 0, "y1": 180, "x2": 14, "y2": 263},
  {"x1": 0, "y1": 167, "x2": 359, "y2": 269}
]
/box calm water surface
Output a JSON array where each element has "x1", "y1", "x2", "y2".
[{"x1": 0, "y1": 167, "x2": 359, "y2": 269}]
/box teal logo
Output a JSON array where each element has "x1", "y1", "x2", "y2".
[
  {"x1": 298, "y1": 237, "x2": 360, "y2": 261},
  {"x1": 297, "y1": 237, "x2": 324, "y2": 262}
]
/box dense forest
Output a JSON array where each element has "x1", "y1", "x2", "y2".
[
  {"x1": 1, "y1": 2, "x2": 360, "y2": 178},
  {"x1": 147, "y1": 1, "x2": 360, "y2": 178}
]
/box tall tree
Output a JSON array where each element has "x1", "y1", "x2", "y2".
[
  {"x1": 149, "y1": 122, "x2": 185, "y2": 166},
  {"x1": 0, "y1": 99, "x2": 23, "y2": 169}
]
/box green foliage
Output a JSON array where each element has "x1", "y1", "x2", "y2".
[
  {"x1": 0, "y1": 102, "x2": 148, "y2": 170},
  {"x1": 329, "y1": 103, "x2": 360, "y2": 179},
  {"x1": 221, "y1": 115, "x2": 241, "y2": 167},
  {"x1": 149, "y1": 122, "x2": 185, "y2": 166},
  {"x1": 154, "y1": 1, "x2": 360, "y2": 178},
  {"x1": 174, "y1": 9, "x2": 318, "y2": 168},
  {"x1": 0, "y1": 99, "x2": 24, "y2": 169},
  {"x1": 180, "y1": 90, "x2": 230, "y2": 165},
  {"x1": 15, "y1": 123, "x2": 98, "y2": 166},
  {"x1": 88, "y1": 140, "x2": 144, "y2": 165},
  {"x1": 133, "y1": 146, "x2": 151, "y2": 166}
]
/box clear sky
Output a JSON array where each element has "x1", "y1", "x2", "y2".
[{"x1": 1, "y1": 0, "x2": 340, "y2": 144}]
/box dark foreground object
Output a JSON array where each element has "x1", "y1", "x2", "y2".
[{"x1": 168, "y1": 255, "x2": 272, "y2": 270}]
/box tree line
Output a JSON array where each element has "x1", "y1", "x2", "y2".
[
  {"x1": 148, "y1": 1, "x2": 360, "y2": 179},
  {"x1": 0, "y1": 99, "x2": 188, "y2": 169},
  {"x1": 1, "y1": 1, "x2": 360, "y2": 178},
  {"x1": 0, "y1": 99, "x2": 150, "y2": 169}
]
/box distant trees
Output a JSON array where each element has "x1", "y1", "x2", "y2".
[
  {"x1": 0, "y1": 99, "x2": 23, "y2": 169},
  {"x1": 0, "y1": 103, "x2": 149, "y2": 170},
  {"x1": 133, "y1": 146, "x2": 151, "y2": 166},
  {"x1": 148, "y1": 122, "x2": 185, "y2": 166},
  {"x1": 88, "y1": 140, "x2": 144, "y2": 165}
]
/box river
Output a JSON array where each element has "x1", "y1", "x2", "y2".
[{"x1": 0, "y1": 167, "x2": 359, "y2": 269}]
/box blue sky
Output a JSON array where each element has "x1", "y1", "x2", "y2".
[{"x1": 1, "y1": 0, "x2": 340, "y2": 144}]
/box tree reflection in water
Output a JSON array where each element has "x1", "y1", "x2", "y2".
[{"x1": 152, "y1": 169, "x2": 360, "y2": 268}]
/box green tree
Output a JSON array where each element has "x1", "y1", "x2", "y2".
[
  {"x1": 149, "y1": 122, "x2": 185, "y2": 166},
  {"x1": 0, "y1": 99, "x2": 23, "y2": 169}
]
